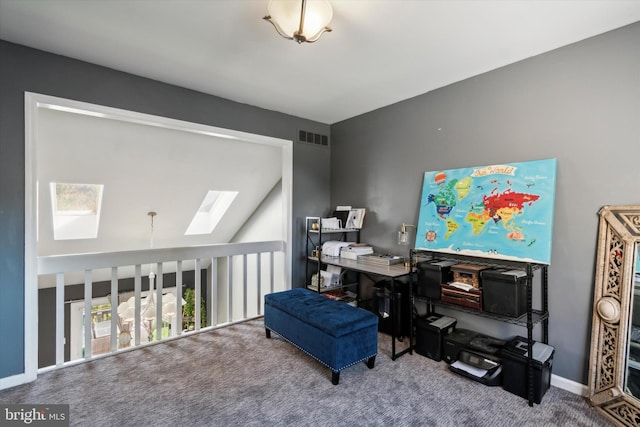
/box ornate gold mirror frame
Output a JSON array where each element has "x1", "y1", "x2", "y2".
[{"x1": 588, "y1": 205, "x2": 640, "y2": 426}]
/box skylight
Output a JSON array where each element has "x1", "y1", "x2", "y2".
[
  {"x1": 50, "y1": 182, "x2": 104, "y2": 240},
  {"x1": 185, "y1": 190, "x2": 238, "y2": 235}
]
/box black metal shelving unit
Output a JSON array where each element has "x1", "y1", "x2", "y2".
[
  {"x1": 410, "y1": 249, "x2": 549, "y2": 407},
  {"x1": 305, "y1": 216, "x2": 360, "y2": 294}
]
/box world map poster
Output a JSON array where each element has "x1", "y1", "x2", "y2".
[{"x1": 415, "y1": 158, "x2": 557, "y2": 264}]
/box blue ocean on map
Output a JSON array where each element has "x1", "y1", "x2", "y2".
[{"x1": 415, "y1": 158, "x2": 557, "y2": 264}]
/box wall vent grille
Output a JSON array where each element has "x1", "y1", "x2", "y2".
[{"x1": 298, "y1": 130, "x2": 329, "y2": 147}]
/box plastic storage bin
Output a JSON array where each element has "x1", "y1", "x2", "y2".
[
  {"x1": 481, "y1": 268, "x2": 528, "y2": 317},
  {"x1": 501, "y1": 336, "x2": 554, "y2": 404},
  {"x1": 416, "y1": 260, "x2": 456, "y2": 299},
  {"x1": 415, "y1": 313, "x2": 457, "y2": 361}
]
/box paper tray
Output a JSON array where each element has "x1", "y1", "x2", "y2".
[
  {"x1": 449, "y1": 361, "x2": 502, "y2": 386},
  {"x1": 357, "y1": 253, "x2": 404, "y2": 265}
]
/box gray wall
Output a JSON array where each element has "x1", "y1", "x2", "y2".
[
  {"x1": 0, "y1": 40, "x2": 329, "y2": 380},
  {"x1": 330, "y1": 22, "x2": 640, "y2": 384},
  {"x1": 3, "y1": 21, "x2": 639, "y2": 387}
]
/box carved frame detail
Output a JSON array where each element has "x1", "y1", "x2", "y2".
[{"x1": 588, "y1": 205, "x2": 640, "y2": 426}]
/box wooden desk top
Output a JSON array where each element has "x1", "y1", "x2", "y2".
[{"x1": 318, "y1": 255, "x2": 411, "y2": 278}]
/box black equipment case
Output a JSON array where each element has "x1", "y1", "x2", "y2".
[
  {"x1": 481, "y1": 268, "x2": 528, "y2": 318},
  {"x1": 416, "y1": 260, "x2": 456, "y2": 299},
  {"x1": 501, "y1": 336, "x2": 554, "y2": 404},
  {"x1": 415, "y1": 313, "x2": 457, "y2": 361}
]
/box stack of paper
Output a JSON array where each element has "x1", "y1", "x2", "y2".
[
  {"x1": 450, "y1": 360, "x2": 489, "y2": 378},
  {"x1": 322, "y1": 241, "x2": 353, "y2": 257},
  {"x1": 449, "y1": 282, "x2": 475, "y2": 292}
]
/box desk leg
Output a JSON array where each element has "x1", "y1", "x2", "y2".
[
  {"x1": 408, "y1": 276, "x2": 413, "y2": 355},
  {"x1": 391, "y1": 278, "x2": 397, "y2": 359},
  {"x1": 391, "y1": 278, "x2": 412, "y2": 361}
]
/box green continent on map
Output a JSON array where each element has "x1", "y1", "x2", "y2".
[
  {"x1": 431, "y1": 184, "x2": 541, "y2": 242},
  {"x1": 428, "y1": 179, "x2": 459, "y2": 219},
  {"x1": 444, "y1": 218, "x2": 459, "y2": 239},
  {"x1": 454, "y1": 177, "x2": 473, "y2": 200}
]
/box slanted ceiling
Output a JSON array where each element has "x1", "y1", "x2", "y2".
[{"x1": 36, "y1": 107, "x2": 282, "y2": 257}]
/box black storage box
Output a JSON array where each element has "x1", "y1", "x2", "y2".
[
  {"x1": 481, "y1": 268, "x2": 528, "y2": 317},
  {"x1": 415, "y1": 313, "x2": 457, "y2": 361},
  {"x1": 501, "y1": 336, "x2": 554, "y2": 404},
  {"x1": 416, "y1": 260, "x2": 456, "y2": 299}
]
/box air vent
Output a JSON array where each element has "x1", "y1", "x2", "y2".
[{"x1": 298, "y1": 130, "x2": 329, "y2": 147}]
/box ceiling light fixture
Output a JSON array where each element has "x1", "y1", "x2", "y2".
[{"x1": 263, "y1": 0, "x2": 333, "y2": 44}]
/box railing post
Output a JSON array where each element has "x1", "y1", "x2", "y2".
[
  {"x1": 243, "y1": 254, "x2": 248, "y2": 319},
  {"x1": 155, "y1": 262, "x2": 163, "y2": 341},
  {"x1": 195, "y1": 258, "x2": 201, "y2": 330},
  {"x1": 134, "y1": 264, "x2": 142, "y2": 346},
  {"x1": 257, "y1": 253, "x2": 262, "y2": 315},
  {"x1": 55, "y1": 273, "x2": 64, "y2": 366},
  {"x1": 210, "y1": 257, "x2": 217, "y2": 328},
  {"x1": 269, "y1": 251, "x2": 275, "y2": 294},
  {"x1": 176, "y1": 261, "x2": 183, "y2": 335},
  {"x1": 110, "y1": 267, "x2": 118, "y2": 352},
  {"x1": 228, "y1": 256, "x2": 234, "y2": 323},
  {"x1": 83, "y1": 270, "x2": 92, "y2": 359}
]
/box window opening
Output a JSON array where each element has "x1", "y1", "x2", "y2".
[
  {"x1": 50, "y1": 182, "x2": 104, "y2": 240},
  {"x1": 185, "y1": 190, "x2": 238, "y2": 235}
]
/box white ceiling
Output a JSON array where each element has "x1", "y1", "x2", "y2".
[{"x1": 2, "y1": 0, "x2": 640, "y2": 124}]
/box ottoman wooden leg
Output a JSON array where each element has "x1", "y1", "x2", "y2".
[
  {"x1": 331, "y1": 371, "x2": 340, "y2": 385},
  {"x1": 265, "y1": 328, "x2": 271, "y2": 338}
]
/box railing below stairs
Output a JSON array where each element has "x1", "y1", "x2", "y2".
[{"x1": 37, "y1": 240, "x2": 287, "y2": 371}]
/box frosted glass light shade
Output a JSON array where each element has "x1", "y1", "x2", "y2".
[
  {"x1": 398, "y1": 230, "x2": 409, "y2": 246},
  {"x1": 265, "y1": 0, "x2": 333, "y2": 43},
  {"x1": 397, "y1": 223, "x2": 416, "y2": 246}
]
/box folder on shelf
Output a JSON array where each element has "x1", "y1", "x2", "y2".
[
  {"x1": 357, "y1": 253, "x2": 404, "y2": 266},
  {"x1": 320, "y1": 217, "x2": 342, "y2": 229},
  {"x1": 332, "y1": 209, "x2": 350, "y2": 229}
]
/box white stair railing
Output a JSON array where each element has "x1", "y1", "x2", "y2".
[{"x1": 37, "y1": 241, "x2": 286, "y2": 371}]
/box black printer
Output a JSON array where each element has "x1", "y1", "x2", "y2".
[{"x1": 443, "y1": 328, "x2": 506, "y2": 386}]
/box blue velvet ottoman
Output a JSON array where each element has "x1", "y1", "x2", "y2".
[{"x1": 264, "y1": 288, "x2": 378, "y2": 384}]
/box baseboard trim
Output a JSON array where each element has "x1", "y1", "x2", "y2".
[
  {"x1": 551, "y1": 374, "x2": 588, "y2": 396},
  {"x1": 0, "y1": 371, "x2": 36, "y2": 392}
]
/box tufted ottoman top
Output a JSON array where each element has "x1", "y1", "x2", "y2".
[{"x1": 265, "y1": 288, "x2": 378, "y2": 338}]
